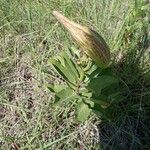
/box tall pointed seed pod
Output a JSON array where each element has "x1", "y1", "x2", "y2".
[{"x1": 53, "y1": 11, "x2": 110, "y2": 68}]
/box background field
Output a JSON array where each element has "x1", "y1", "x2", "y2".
[{"x1": 0, "y1": 0, "x2": 149, "y2": 149}]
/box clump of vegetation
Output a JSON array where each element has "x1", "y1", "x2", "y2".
[{"x1": 48, "y1": 11, "x2": 125, "y2": 122}]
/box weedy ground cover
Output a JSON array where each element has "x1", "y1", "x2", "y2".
[{"x1": 0, "y1": 0, "x2": 149, "y2": 149}]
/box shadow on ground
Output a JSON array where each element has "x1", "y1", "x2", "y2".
[{"x1": 98, "y1": 38, "x2": 150, "y2": 150}]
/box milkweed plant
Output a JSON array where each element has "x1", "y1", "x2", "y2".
[{"x1": 46, "y1": 11, "x2": 125, "y2": 122}]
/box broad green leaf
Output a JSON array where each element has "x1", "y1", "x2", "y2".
[
  {"x1": 86, "y1": 63, "x2": 99, "y2": 77},
  {"x1": 49, "y1": 52, "x2": 81, "y2": 84},
  {"x1": 55, "y1": 87, "x2": 74, "y2": 102},
  {"x1": 92, "y1": 103, "x2": 106, "y2": 117},
  {"x1": 56, "y1": 55, "x2": 65, "y2": 67},
  {"x1": 66, "y1": 49, "x2": 86, "y2": 82},
  {"x1": 108, "y1": 93, "x2": 124, "y2": 103},
  {"x1": 77, "y1": 102, "x2": 91, "y2": 122},
  {"x1": 91, "y1": 97, "x2": 110, "y2": 109},
  {"x1": 79, "y1": 88, "x2": 92, "y2": 98},
  {"x1": 101, "y1": 82, "x2": 123, "y2": 97},
  {"x1": 87, "y1": 75, "x2": 118, "y2": 95},
  {"x1": 62, "y1": 52, "x2": 80, "y2": 80},
  {"x1": 91, "y1": 94, "x2": 108, "y2": 103},
  {"x1": 54, "y1": 84, "x2": 68, "y2": 93},
  {"x1": 51, "y1": 59, "x2": 76, "y2": 84},
  {"x1": 47, "y1": 84, "x2": 67, "y2": 93}
]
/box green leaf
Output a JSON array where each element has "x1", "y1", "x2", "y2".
[
  {"x1": 53, "y1": 84, "x2": 68, "y2": 93},
  {"x1": 92, "y1": 103, "x2": 106, "y2": 117},
  {"x1": 86, "y1": 64, "x2": 99, "y2": 77},
  {"x1": 77, "y1": 102, "x2": 91, "y2": 122},
  {"x1": 51, "y1": 58, "x2": 76, "y2": 84},
  {"x1": 91, "y1": 95, "x2": 109, "y2": 106},
  {"x1": 87, "y1": 75, "x2": 118, "y2": 95},
  {"x1": 62, "y1": 52, "x2": 80, "y2": 80},
  {"x1": 55, "y1": 87, "x2": 75, "y2": 103},
  {"x1": 108, "y1": 93, "x2": 124, "y2": 103},
  {"x1": 49, "y1": 52, "x2": 81, "y2": 84},
  {"x1": 56, "y1": 55, "x2": 66, "y2": 67},
  {"x1": 47, "y1": 84, "x2": 68, "y2": 93}
]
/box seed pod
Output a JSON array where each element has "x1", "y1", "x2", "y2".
[{"x1": 53, "y1": 11, "x2": 110, "y2": 68}]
